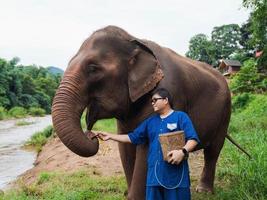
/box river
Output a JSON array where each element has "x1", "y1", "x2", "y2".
[{"x1": 0, "y1": 115, "x2": 52, "y2": 189}]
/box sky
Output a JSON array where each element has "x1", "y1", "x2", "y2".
[{"x1": 0, "y1": 0, "x2": 250, "y2": 70}]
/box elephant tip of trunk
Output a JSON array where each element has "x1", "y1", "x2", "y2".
[{"x1": 78, "y1": 137, "x2": 99, "y2": 157}]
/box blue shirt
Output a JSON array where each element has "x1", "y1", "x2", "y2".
[{"x1": 128, "y1": 111, "x2": 200, "y2": 188}]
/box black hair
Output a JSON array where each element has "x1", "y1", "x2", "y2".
[{"x1": 151, "y1": 88, "x2": 173, "y2": 108}]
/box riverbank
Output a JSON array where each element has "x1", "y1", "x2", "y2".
[
  {"x1": 0, "y1": 115, "x2": 52, "y2": 190},
  {"x1": 12, "y1": 134, "x2": 204, "y2": 199}
]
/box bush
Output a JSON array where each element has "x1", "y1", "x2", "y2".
[
  {"x1": 8, "y1": 106, "x2": 27, "y2": 118},
  {"x1": 231, "y1": 93, "x2": 253, "y2": 111},
  {"x1": 0, "y1": 107, "x2": 7, "y2": 120},
  {"x1": 28, "y1": 107, "x2": 46, "y2": 116},
  {"x1": 26, "y1": 125, "x2": 54, "y2": 152},
  {"x1": 230, "y1": 59, "x2": 267, "y2": 94}
]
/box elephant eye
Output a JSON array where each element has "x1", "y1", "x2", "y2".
[{"x1": 87, "y1": 64, "x2": 98, "y2": 73}]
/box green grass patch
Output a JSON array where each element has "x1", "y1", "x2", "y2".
[
  {"x1": 28, "y1": 107, "x2": 46, "y2": 117},
  {"x1": 192, "y1": 94, "x2": 267, "y2": 200},
  {"x1": 1, "y1": 170, "x2": 127, "y2": 200},
  {"x1": 92, "y1": 119, "x2": 117, "y2": 133},
  {"x1": 80, "y1": 110, "x2": 117, "y2": 133},
  {"x1": 15, "y1": 120, "x2": 35, "y2": 126},
  {"x1": 0, "y1": 106, "x2": 8, "y2": 120},
  {"x1": 8, "y1": 107, "x2": 27, "y2": 118},
  {"x1": 25, "y1": 125, "x2": 54, "y2": 152}
]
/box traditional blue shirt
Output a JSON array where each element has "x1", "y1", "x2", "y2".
[{"x1": 128, "y1": 111, "x2": 200, "y2": 188}]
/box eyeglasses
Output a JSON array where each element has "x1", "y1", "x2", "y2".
[{"x1": 151, "y1": 97, "x2": 165, "y2": 104}]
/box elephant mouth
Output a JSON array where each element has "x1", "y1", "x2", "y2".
[{"x1": 86, "y1": 101, "x2": 99, "y2": 130}]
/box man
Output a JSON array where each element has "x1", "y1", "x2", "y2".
[{"x1": 97, "y1": 88, "x2": 200, "y2": 200}]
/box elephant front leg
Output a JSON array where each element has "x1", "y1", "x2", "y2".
[
  {"x1": 127, "y1": 144, "x2": 148, "y2": 200},
  {"x1": 118, "y1": 143, "x2": 147, "y2": 200},
  {"x1": 118, "y1": 143, "x2": 136, "y2": 190}
]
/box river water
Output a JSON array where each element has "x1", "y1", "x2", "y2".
[{"x1": 0, "y1": 115, "x2": 52, "y2": 189}]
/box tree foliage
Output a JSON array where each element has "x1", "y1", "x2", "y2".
[
  {"x1": 230, "y1": 59, "x2": 267, "y2": 94},
  {"x1": 211, "y1": 24, "x2": 242, "y2": 60},
  {"x1": 243, "y1": 0, "x2": 267, "y2": 70},
  {"x1": 0, "y1": 57, "x2": 62, "y2": 113},
  {"x1": 185, "y1": 34, "x2": 216, "y2": 65},
  {"x1": 186, "y1": 24, "x2": 243, "y2": 66}
]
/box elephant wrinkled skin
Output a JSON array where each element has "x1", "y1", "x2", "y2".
[{"x1": 52, "y1": 26, "x2": 232, "y2": 199}]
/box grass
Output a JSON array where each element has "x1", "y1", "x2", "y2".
[
  {"x1": 1, "y1": 94, "x2": 266, "y2": 199},
  {"x1": 0, "y1": 107, "x2": 7, "y2": 120},
  {"x1": 80, "y1": 111, "x2": 117, "y2": 133},
  {"x1": 0, "y1": 170, "x2": 127, "y2": 200},
  {"x1": 192, "y1": 94, "x2": 267, "y2": 200},
  {"x1": 15, "y1": 120, "x2": 35, "y2": 126},
  {"x1": 8, "y1": 107, "x2": 27, "y2": 118},
  {"x1": 28, "y1": 107, "x2": 46, "y2": 117},
  {"x1": 0, "y1": 106, "x2": 47, "y2": 120},
  {"x1": 24, "y1": 125, "x2": 54, "y2": 152}
]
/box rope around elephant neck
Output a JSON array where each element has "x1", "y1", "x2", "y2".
[{"x1": 154, "y1": 160, "x2": 184, "y2": 189}]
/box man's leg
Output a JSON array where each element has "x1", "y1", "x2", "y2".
[
  {"x1": 146, "y1": 186, "x2": 163, "y2": 200},
  {"x1": 164, "y1": 187, "x2": 191, "y2": 200}
]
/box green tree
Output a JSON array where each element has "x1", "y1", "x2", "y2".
[
  {"x1": 243, "y1": 0, "x2": 267, "y2": 71},
  {"x1": 0, "y1": 57, "x2": 61, "y2": 113},
  {"x1": 0, "y1": 58, "x2": 11, "y2": 107},
  {"x1": 185, "y1": 34, "x2": 216, "y2": 65},
  {"x1": 211, "y1": 24, "x2": 242, "y2": 60}
]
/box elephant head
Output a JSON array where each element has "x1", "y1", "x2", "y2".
[{"x1": 52, "y1": 26, "x2": 164, "y2": 157}]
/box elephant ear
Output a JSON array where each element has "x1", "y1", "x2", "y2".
[{"x1": 128, "y1": 39, "x2": 164, "y2": 102}]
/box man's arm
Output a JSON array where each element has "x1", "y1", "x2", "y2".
[
  {"x1": 97, "y1": 131, "x2": 132, "y2": 143},
  {"x1": 167, "y1": 139, "x2": 198, "y2": 165},
  {"x1": 183, "y1": 139, "x2": 198, "y2": 152}
]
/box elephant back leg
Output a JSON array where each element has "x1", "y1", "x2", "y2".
[
  {"x1": 196, "y1": 104, "x2": 231, "y2": 193},
  {"x1": 196, "y1": 135, "x2": 226, "y2": 193}
]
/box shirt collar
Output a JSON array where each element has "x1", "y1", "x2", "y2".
[{"x1": 159, "y1": 109, "x2": 174, "y2": 119}]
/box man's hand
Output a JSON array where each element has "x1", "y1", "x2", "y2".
[
  {"x1": 96, "y1": 131, "x2": 113, "y2": 141},
  {"x1": 167, "y1": 150, "x2": 184, "y2": 165}
]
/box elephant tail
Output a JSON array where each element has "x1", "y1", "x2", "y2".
[{"x1": 226, "y1": 134, "x2": 251, "y2": 159}]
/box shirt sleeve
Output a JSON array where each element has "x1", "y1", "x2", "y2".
[
  {"x1": 179, "y1": 112, "x2": 200, "y2": 143},
  {"x1": 128, "y1": 119, "x2": 148, "y2": 145}
]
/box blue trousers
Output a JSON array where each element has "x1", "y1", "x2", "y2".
[{"x1": 146, "y1": 186, "x2": 191, "y2": 200}]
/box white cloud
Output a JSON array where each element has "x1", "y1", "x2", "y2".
[{"x1": 0, "y1": 0, "x2": 249, "y2": 69}]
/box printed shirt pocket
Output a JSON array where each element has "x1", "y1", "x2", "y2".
[{"x1": 167, "y1": 123, "x2": 177, "y2": 131}]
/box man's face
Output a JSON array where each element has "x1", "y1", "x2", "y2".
[{"x1": 151, "y1": 93, "x2": 168, "y2": 113}]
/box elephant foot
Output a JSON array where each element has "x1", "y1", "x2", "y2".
[{"x1": 196, "y1": 183, "x2": 214, "y2": 194}]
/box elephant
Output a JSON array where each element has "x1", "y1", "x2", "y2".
[{"x1": 52, "y1": 25, "x2": 249, "y2": 199}]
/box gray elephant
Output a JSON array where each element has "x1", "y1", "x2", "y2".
[{"x1": 52, "y1": 26, "x2": 249, "y2": 199}]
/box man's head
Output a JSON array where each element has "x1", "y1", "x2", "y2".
[{"x1": 151, "y1": 88, "x2": 173, "y2": 113}]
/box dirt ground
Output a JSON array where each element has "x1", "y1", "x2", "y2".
[{"x1": 21, "y1": 136, "x2": 204, "y2": 188}]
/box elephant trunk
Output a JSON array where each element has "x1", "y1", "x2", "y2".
[{"x1": 52, "y1": 74, "x2": 99, "y2": 157}]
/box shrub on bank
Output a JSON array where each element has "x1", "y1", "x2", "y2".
[
  {"x1": 230, "y1": 59, "x2": 267, "y2": 94},
  {"x1": 28, "y1": 107, "x2": 46, "y2": 117},
  {"x1": 25, "y1": 125, "x2": 54, "y2": 152},
  {"x1": 8, "y1": 107, "x2": 27, "y2": 118},
  {"x1": 231, "y1": 92, "x2": 254, "y2": 111},
  {"x1": 0, "y1": 107, "x2": 7, "y2": 120}
]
